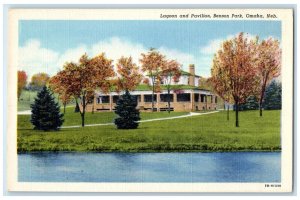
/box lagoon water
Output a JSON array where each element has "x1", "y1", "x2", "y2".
[{"x1": 18, "y1": 152, "x2": 280, "y2": 182}]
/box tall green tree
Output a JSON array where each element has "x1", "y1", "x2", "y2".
[
  {"x1": 30, "y1": 86, "x2": 64, "y2": 131},
  {"x1": 263, "y1": 80, "x2": 282, "y2": 110},
  {"x1": 244, "y1": 95, "x2": 259, "y2": 110},
  {"x1": 114, "y1": 90, "x2": 141, "y2": 129}
]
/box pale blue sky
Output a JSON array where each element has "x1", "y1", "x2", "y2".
[{"x1": 18, "y1": 20, "x2": 281, "y2": 78}]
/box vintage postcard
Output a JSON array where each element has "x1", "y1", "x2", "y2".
[{"x1": 7, "y1": 8, "x2": 293, "y2": 192}]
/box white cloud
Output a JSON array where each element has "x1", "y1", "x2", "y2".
[
  {"x1": 158, "y1": 47, "x2": 196, "y2": 69},
  {"x1": 197, "y1": 33, "x2": 261, "y2": 77},
  {"x1": 18, "y1": 39, "x2": 60, "y2": 78},
  {"x1": 56, "y1": 44, "x2": 89, "y2": 67},
  {"x1": 19, "y1": 37, "x2": 213, "y2": 79},
  {"x1": 200, "y1": 33, "x2": 259, "y2": 55},
  {"x1": 90, "y1": 37, "x2": 147, "y2": 66}
]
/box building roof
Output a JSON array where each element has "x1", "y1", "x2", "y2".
[
  {"x1": 146, "y1": 70, "x2": 201, "y2": 78},
  {"x1": 98, "y1": 84, "x2": 211, "y2": 93},
  {"x1": 180, "y1": 70, "x2": 201, "y2": 78}
]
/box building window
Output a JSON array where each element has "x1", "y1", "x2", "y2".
[
  {"x1": 132, "y1": 95, "x2": 141, "y2": 102},
  {"x1": 160, "y1": 94, "x2": 173, "y2": 102},
  {"x1": 194, "y1": 94, "x2": 200, "y2": 102},
  {"x1": 177, "y1": 93, "x2": 191, "y2": 102},
  {"x1": 144, "y1": 94, "x2": 157, "y2": 102},
  {"x1": 211, "y1": 96, "x2": 213, "y2": 103},
  {"x1": 97, "y1": 96, "x2": 110, "y2": 104},
  {"x1": 200, "y1": 95, "x2": 206, "y2": 102},
  {"x1": 113, "y1": 95, "x2": 119, "y2": 103}
]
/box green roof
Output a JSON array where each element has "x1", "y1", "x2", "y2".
[
  {"x1": 180, "y1": 70, "x2": 201, "y2": 78},
  {"x1": 104, "y1": 84, "x2": 209, "y2": 92},
  {"x1": 147, "y1": 70, "x2": 201, "y2": 77}
]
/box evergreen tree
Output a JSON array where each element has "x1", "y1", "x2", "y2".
[
  {"x1": 263, "y1": 81, "x2": 282, "y2": 110},
  {"x1": 114, "y1": 90, "x2": 141, "y2": 129},
  {"x1": 244, "y1": 95, "x2": 259, "y2": 110},
  {"x1": 30, "y1": 86, "x2": 64, "y2": 131}
]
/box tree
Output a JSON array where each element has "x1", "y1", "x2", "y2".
[
  {"x1": 29, "y1": 72, "x2": 50, "y2": 91},
  {"x1": 30, "y1": 86, "x2": 64, "y2": 131},
  {"x1": 210, "y1": 33, "x2": 259, "y2": 127},
  {"x1": 115, "y1": 56, "x2": 142, "y2": 92},
  {"x1": 140, "y1": 48, "x2": 166, "y2": 112},
  {"x1": 51, "y1": 53, "x2": 115, "y2": 127},
  {"x1": 263, "y1": 80, "x2": 282, "y2": 110},
  {"x1": 49, "y1": 75, "x2": 72, "y2": 114},
  {"x1": 17, "y1": 70, "x2": 27, "y2": 100},
  {"x1": 114, "y1": 90, "x2": 141, "y2": 129},
  {"x1": 209, "y1": 55, "x2": 233, "y2": 121},
  {"x1": 161, "y1": 60, "x2": 181, "y2": 113},
  {"x1": 244, "y1": 95, "x2": 259, "y2": 110},
  {"x1": 255, "y1": 38, "x2": 281, "y2": 116}
]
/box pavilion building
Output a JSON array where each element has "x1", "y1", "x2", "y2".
[{"x1": 85, "y1": 64, "x2": 218, "y2": 112}]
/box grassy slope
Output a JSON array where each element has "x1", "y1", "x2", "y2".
[
  {"x1": 18, "y1": 90, "x2": 76, "y2": 111},
  {"x1": 17, "y1": 110, "x2": 281, "y2": 152},
  {"x1": 18, "y1": 90, "x2": 37, "y2": 111}
]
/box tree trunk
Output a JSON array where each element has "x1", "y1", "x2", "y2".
[
  {"x1": 235, "y1": 102, "x2": 239, "y2": 127},
  {"x1": 63, "y1": 103, "x2": 66, "y2": 114},
  {"x1": 227, "y1": 105, "x2": 229, "y2": 121},
  {"x1": 152, "y1": 78, "x2": 155, "y2": 112},
  {"x1": 81, "y1": 96, "x2": 86, "y2": 127},
  {"x1": 259, "y1": 75, "x2": 269, "y2": 117},
  {"x1": 167, "y1": 88, "x2": 171, "y2": 114},
  {"x1": 92, "y1": 98, "x2": 94, "y2": 114},
  {"x1": 81, "y1": 113, "x2": 85, "y2": 127},
  {"x1": 75, "y1": 101, "x2": 80, "y2": 112},
  {"x1": 259, "y1": 102, "x2": 263, "y2": 117},
  {"x1": 259, "y1": 90, "x2": 264, "y2": 117}
]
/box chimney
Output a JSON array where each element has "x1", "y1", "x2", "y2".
[{"x1": 189, "y1": 64, "x2": 195, "y2": 86}]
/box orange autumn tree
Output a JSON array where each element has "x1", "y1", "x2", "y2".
[
  {"x1": 161, "y1": 60, "x2": 181, "y2": 113},
  {"x1": 17, "y1": 70, "x2": 27, "y2": 100},
  {"x1": 49, "y1": 74, "x2": 72, "y2": 114},
  {"x1": 255, "y1": 38, "x2": 281, "y2": 117},
  {"x1": 30, "y1": 72, "x2": 50, "y2": 91},
  {"x1": 209, "y1": 55, "x2": 233, "y2": 121},
  {"x1": 140, "y1": 48, "x2": 167, "y2": 112},
  {"x1": 116, "y1": 56, "x2": 143, "y2": 93},
  {"x1": 210, "y1": 33, "x2": 259, "y2": 127},
  {"x1": 51, "y1": 53, "x2": 114, "y2": 127}
]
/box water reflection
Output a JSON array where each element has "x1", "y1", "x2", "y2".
[{"x1": 18, "y1": 152, "x2": 281, "y2": 182}]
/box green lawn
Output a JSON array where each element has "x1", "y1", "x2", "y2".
[
  {"x1": 17, "y1": 110, "x2": 281, "y2": 152},
  {"x1": 18, "y1": 90, "x2": 75, "y2": 111},
  {"x1": 18, "y1": 90, "x2": 38, "y2": 111}
]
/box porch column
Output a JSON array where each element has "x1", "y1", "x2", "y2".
[
  {"x1": 190, "y1": 91, "x2": 195, "y2": 111},
  {"x1": 174, "y1": 92, "x2": 177, "y2": 102},
  {"x1": 141, "y1": 94, "x2": 145, "y2": 103},
  {"x1": 205, "y1": 95, "x2": 208, "y2": 110},
  {"x1": 93, "y1": 95, "x2": 97, "y2": 112},
  {"x1": 156, "y1": 93, "x2": 160, "y2": 112},
  {"x1": 109, "y1": 95, "x2": 113, "y2": 111}
]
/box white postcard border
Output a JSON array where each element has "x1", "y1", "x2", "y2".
[{"x1": 7, "y1": 8, "x2": 294, "y2": 193}]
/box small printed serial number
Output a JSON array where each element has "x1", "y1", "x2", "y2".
[{"x1": 265, "y1": 184, "x2": 281, "y2": 188}]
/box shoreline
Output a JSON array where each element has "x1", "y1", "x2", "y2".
[{"x1": 17, "y1": 149, "x2": 282, "y2": 154}]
